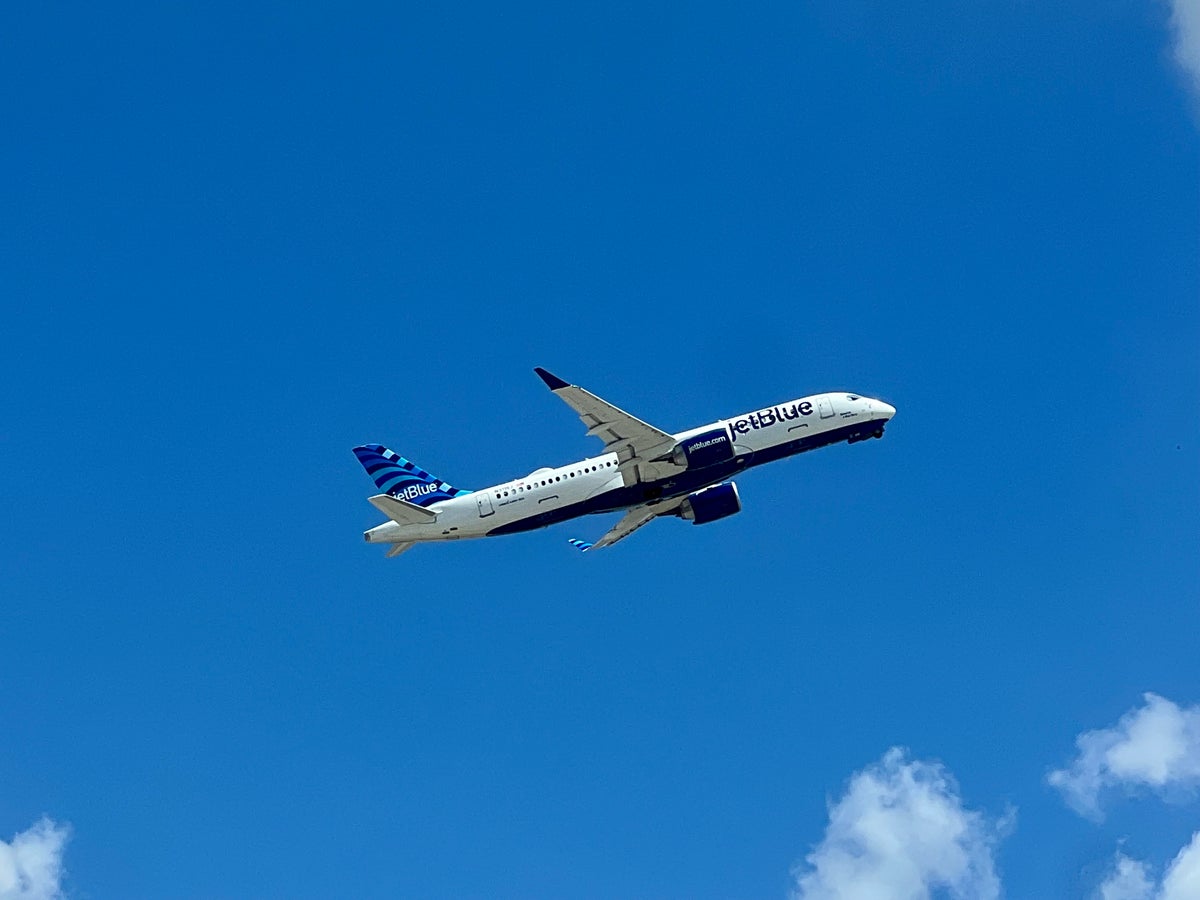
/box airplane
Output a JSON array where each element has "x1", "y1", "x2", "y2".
[{"x1": 354, "y1": 368, "x2": 895, "y2": 556}]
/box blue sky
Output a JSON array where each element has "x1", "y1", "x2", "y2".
[{"x1": 1, "y1": 2, "x2": 1198, "y2": 897}]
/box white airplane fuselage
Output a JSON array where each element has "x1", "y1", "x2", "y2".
[{"x1": 363, "y1": 390, "x2": 894, "y2": 550}]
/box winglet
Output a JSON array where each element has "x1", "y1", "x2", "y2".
[{"x1": 534, "y1": 367, "x2": 571, "y2": 390}]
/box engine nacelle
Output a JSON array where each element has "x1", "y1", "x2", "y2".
[
  {"x1": 670, "y1": 426, "x2": 736, "y2": 469},
  {"x1": 679, "y1": 482, "x2": 742, "y2": 525}
]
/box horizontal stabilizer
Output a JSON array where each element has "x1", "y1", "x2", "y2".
[{"x1": 368, "y1": 493, "x2": 437, "y2": 526}]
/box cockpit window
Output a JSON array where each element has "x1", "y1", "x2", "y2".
[{"x1": 847, "y1": 394, "x2": 860, "y2": 401}]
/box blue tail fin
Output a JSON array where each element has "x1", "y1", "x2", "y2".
[{"x1": 352, "y1": 444, "x2": 471, "y2": 507}]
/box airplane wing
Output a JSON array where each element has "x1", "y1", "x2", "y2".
[
  {"x1": 568, "y1": 497, "x2": 686, "y2": 551},
  {"x1": 534, "y1": 367, "x2": 677, "y2": 485}
]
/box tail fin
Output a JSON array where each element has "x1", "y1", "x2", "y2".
[{"x1": 352, "y1": 444, "x2": 471, "y2": 507}]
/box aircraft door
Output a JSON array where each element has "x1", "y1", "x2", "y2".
[
  {"x1": 818, "y1": 397, "x2": 836, "y2": 419},
  {"x1": 477, "y1": 493, "x2": 494, "y2": 517}
]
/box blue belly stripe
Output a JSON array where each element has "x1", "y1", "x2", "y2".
[{"x1": 485, "y1": 418, "x2": 885, "y2": 537}]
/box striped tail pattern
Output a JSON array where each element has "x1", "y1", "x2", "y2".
[{"x1": 352, "y1": 444, "x2": 471, "y2": 508}]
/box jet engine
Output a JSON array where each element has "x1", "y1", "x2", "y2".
[
  {"x1": 669, "y1": 426, "x2": 736, "y2": 469},
  {"x1": 679, "y1": 482, "x2": 742, "y2": 525}
]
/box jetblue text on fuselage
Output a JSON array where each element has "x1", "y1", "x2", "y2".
[{"x1": 731, "y1": 401, "x2": 814, "y2": 434}]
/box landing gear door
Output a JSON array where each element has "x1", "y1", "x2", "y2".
[
  {"x1": 818, "y1": 397, "x2": 836, "y2": 419},
  {"x1": 477, "y1": 493, "x2": 494, "y2": 517}
]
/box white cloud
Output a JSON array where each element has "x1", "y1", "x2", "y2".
[
  {"x1": 1169, "y1": 0, "x2": 1200, "y2": 94},
  {"x1": 0, "y1": 818, "x2": 69, "y2": 900},
  {"x1": 1160, "y1": 832, "x2": 1200, "y2": 900},
  {"x1": 1096, "y1": 853, "x2": 1155, "y2": 900},
  {"x1": 1095, "y1": 833, "x2": 1200, "y2": 900},
  {"x1": 791, "y1": 748, "x2": 1011, "y2": 900},
  {"x1": 1048, "y1": 693, "x2": 1200, "y2": 820}
]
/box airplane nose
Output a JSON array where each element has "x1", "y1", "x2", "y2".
[{"x1": 872, "y1": 401, "x2": 896, "y2": 420}]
